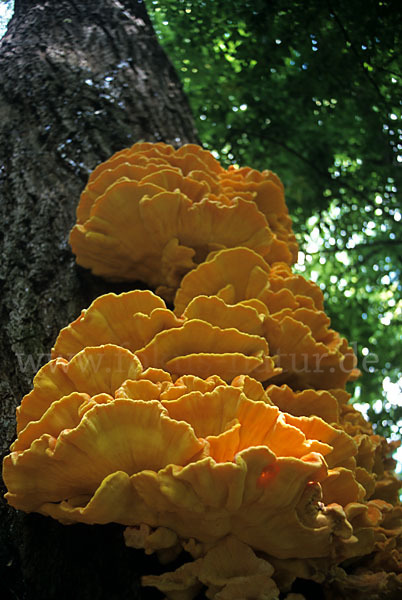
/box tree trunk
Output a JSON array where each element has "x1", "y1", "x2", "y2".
[{"x1": 0, "y1": 1, "x2": 199, "y2": 598}]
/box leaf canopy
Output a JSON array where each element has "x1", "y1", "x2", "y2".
[{"x1": 147, "y1": 0, "x2": 401, "y2": 440}]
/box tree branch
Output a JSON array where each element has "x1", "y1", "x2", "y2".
[{"x1": 327, "y1": 1, "x2": 390, "y2": 110}]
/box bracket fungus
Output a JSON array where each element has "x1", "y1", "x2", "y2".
[
  {"x1": 175, "y1": 247, "x2": 358, "y2": 389},
  {"x1": 5, "y1": 358, "x2": 362, "y2": 564},
  {"x1": 3, "y1": 142, "x2": 401, "y2": 600},
  {"x1": 139, "y1": 535, "x2": 281, "y2": 600},
  {"x1": 70, "y1": 142, "x2": 298, "y2": 300},
  {"x1": 51, "y1": 289, "x2": 280, "y2": 382}
]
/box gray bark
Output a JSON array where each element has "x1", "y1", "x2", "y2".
[{"x1": 0, "y1": 1, "x2": 198, "y2": 598}]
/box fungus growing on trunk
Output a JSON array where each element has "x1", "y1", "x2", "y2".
[
  {"x1": 70, "y1": 142, "x2": 297, "y2": 300},
  {"x1": 174, "y1": 247, "x2": 358, "y2": 389},
  {"x1": 3, "y1": 142, "x2": 401, "y2": 600},
  {"x1": 4, "y1": 364, "x2": 361, "y2": 564}
]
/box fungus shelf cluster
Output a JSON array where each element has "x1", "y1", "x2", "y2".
[{"x1": 3, "y1": 143, "x2": 401, "y2": 600}]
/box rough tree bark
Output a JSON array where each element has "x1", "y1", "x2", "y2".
[{"x1": 0, "y1": 1, "x2": 199, "y2": 598}]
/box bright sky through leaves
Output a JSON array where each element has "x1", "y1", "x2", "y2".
[{"x1": 0, "y1": 1, "x2": 13, "y2": 37}]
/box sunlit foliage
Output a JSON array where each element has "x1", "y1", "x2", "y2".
[
  {"x1": 146, "y1": 0, "x2": 401, "y2": 439},
  {"x1": 0, "y1": 0, "x2": 13, "y2": 35}
]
